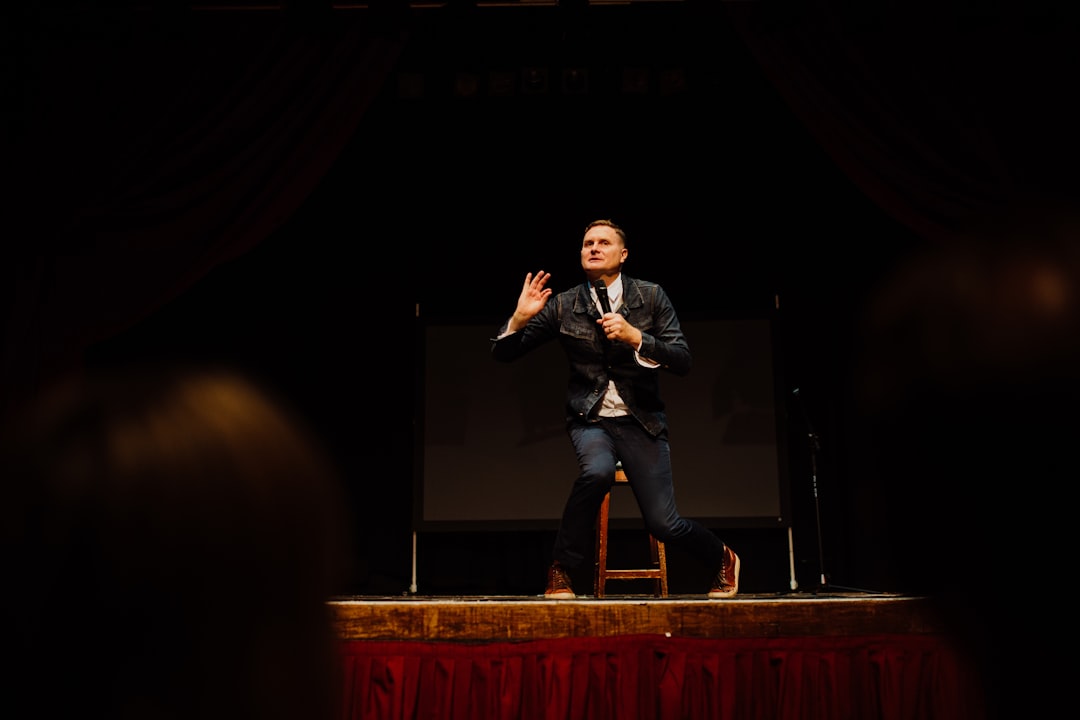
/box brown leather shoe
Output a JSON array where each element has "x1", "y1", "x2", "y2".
[
  {"x1": 544, "y1": 562, "x2": 576, "y2": 599},
  {"x1": 707, "y1": 545, "x2": 740, "y2": 599}
]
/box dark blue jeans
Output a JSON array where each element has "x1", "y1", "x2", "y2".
[{"x1": 553, "y1": 416, "x2": 727, "y2": 575}]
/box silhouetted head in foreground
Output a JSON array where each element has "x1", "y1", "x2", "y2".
[
  {"x1": 854, "y1": 208, "x2": 1080, "y2": 719},
  {"x1": 1, "y1": 364, "x2": 352, "y2": 720}
]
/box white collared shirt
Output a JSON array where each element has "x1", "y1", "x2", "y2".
[
  {"x1": 590, "y1": 275, "x2": 623, "y2": 315},
  {"x1": 592, "y1": 274, "x2": 659, "y2": 416}
]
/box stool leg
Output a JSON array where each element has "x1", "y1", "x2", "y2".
[
  {"x1": 594, "y1": 490, "x2": 611, "y2": 599},
  {"x1": 653, "y1": 538, "x2": 669, "y2": 597}
]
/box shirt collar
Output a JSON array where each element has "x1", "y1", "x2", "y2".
[
  {"x1": 591, "y1": 274, "x2": 623, "y2": 311},
  {"x1": 606, "y1": 275, "x2": 623, "y2": 307}
]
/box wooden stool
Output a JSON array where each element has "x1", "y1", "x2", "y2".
[{"x1": 593, "y1": 463, "x2": 669, "y2": 598}]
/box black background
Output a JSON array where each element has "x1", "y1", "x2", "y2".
[{"x1": 83, "y1": 3, "x2": 921, "y2": 597}]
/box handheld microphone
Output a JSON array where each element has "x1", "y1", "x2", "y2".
[{"x1": 593, "y1": 279, "x2": 612, "y2": 315}]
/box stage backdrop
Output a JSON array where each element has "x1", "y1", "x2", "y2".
[{"x1": 415, "y1": 315, "x2": 790, "y2": 531}]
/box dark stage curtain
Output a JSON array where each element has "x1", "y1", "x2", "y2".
[
  {"x1": 340, "y1": 633, "x2": 984, "y2": 720},
  {"x1": 2, "y1": 9, "x2": 406, "y2": 416},
  {"x1": 8, "y1": 3, "x2": 1078, "y2": 414},
  {"x1": 724, "y1": 1, "x2": 1080, "y2": 243}
]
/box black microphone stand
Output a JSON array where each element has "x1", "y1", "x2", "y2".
[
  {"x1": 792, "y1": 388, "x2": 829, "y2": 591},
  {"x1": 792, "y1": 387, "x2": 880, "y2": 595}
]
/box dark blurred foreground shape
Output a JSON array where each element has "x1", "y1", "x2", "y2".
[
  {"x1": 0, "y1": 363, "x2": 354, "y2": 720},
  {"x1": 853, "y1": 206, "x2": 1080, "y2": 718}
]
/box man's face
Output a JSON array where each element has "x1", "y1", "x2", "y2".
[{"x1": 580, "y1": 225, "x2": 627, "y2": 278}]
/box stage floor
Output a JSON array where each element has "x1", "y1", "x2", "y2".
[{"x1": 329, "y1": 592, "x2": 945, "y2": 642}]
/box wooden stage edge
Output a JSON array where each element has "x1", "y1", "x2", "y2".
[{"x1": 329, "y1": 592, "x2": 947, "y2": 643}]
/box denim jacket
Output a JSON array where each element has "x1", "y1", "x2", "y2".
[{"x1": 491, "y1": 275, "x2": 691, "y2": 437}]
